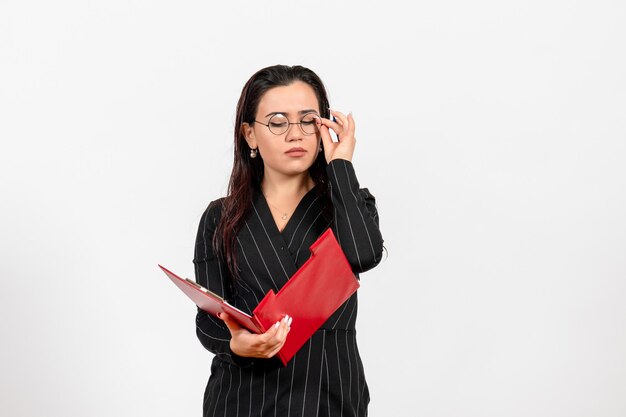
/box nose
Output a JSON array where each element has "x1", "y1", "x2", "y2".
[{"x1": 284, "y1": 122, "x2": 303, "y2": 142}]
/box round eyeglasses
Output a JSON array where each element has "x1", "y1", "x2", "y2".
[{"x1": 254, "y1": 113, "x2": 320, "y2": 136}]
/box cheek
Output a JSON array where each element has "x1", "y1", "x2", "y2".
[{"x1": 257, "y1": 137, "x2": 279, "y2": 157}]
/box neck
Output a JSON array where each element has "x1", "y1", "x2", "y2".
[{"x1": 261, "y1": 171, "x2": 315, "y2": 201}]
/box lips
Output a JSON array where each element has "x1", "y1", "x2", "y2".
[{"x1": 285, "y1": 147, "x2": 306, "y2": 154}]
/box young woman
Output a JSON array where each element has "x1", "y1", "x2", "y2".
[{"x1": 193, "y1": 64, "x2": 384, "y2": 417}]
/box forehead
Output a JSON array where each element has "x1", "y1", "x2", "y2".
[{"x1": 256, "y1": 81, "x2": 319, "y2": 116}]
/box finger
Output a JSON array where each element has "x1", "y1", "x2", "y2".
[
  {"x1": 317, "y1": 116, "x2": 342, "y2": 133},
  {"x1": 219, "y1": 312, "x2": 244, "y2": 335},
  {"x1": 266, "y1": 322, "x2": 291, "y2": 357},
  {"x1": 347, "y1": 112, "x2": 356, "y2": 138},
  {"x1": 330, "y1": 110, "x2": 351, "y2": 140},
  {"x1": 257, "y1": 318, "x2": 284, "y2": 346},
  {"x1": 274, "y1": 315, "x2": 290, "y2": 339},
  {"x1": 275, "y1": 315, "x2": 292, "y2": 342},
  {"x1": 318, "y1": 119, "x2": 343, "y2": 145},
  {"x1": 329, "y1": 109, "x2": 345, "y2": 125},
  {"x1": 266, "y1": 319, "x2": 282, "y2": 339},
  {"x1": 319, "y1": 124, "x2": 335, "y2": 151},
  {"x1": 266, "y1": 315, "x2": 290, "y2": 346},
  {"x1": 330, "y1": 110, "x2": 349, "y2": 130}
]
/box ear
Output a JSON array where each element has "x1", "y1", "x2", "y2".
[{"x1": 242, "y1": 122, "x2": 257, "y2": 149}]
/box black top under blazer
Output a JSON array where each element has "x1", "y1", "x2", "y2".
[{"x1": 193, "y1": 158, "x2": 384, "y2": 417}]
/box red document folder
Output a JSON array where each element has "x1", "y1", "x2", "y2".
[{"x1": 159, "y1": 227, "x2": 359, "y2": 366}]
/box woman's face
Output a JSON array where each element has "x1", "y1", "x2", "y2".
[{"x1": 243, "y1": 81, "x2": 322, "y2": 179}]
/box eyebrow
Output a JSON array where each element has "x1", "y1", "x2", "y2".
[{"x1": 264, "y1": 109, "x2": 319, "y2": 117}]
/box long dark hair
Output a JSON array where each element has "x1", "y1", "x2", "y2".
[{"x1": 213, "y1": 65, "x2": 333, "y2": 292}]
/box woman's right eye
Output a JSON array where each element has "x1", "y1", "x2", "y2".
[{"x1": 270, "y1": 122, "x2": 287, "y2": 128}]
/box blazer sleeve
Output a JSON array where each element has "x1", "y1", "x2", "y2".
[
  {"x1": 326, "y1": 158, "x2": 384, "y2": 274},
  {"x1": 192, "y1": 199, "x2": 254, "y2": 367}
]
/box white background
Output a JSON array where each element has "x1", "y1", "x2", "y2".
[{"x1": 2, "y1": 1, "x2": 625, "y2": 416}]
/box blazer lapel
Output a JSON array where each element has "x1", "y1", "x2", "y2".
[
  {"x1": 234, "y1": 184, "x2": 331, "y2": 300},
  {"x1": 247, "y1": 185, "x2": 299, "y2": 288}
]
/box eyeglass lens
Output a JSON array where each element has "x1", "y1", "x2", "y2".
[{"x1": 268, "y1": 113, "x2": 319, "y2": 135}]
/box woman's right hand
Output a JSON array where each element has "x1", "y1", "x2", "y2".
[{"x1": 219, "y1": 312, "x2": 292, "y2": 359}]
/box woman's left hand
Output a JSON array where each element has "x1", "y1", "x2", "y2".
[{"x1": 317, "y1": 109, "x2": 356, "y2": 163}]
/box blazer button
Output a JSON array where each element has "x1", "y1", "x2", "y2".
[{"x1": 280, "y1": 246, "x2": 284, "y2": 250}]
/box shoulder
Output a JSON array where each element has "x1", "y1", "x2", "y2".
[
  {"x1": 207, "y1": 197, "x2": 226, "y2": 215},
  {"x1": 200, "y1": 197, "x2": 226, "y2": 228}
]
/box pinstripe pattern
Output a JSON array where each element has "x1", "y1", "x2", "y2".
[{"x1": 193, "y1": 159, "x2": 383, "y2": 416}]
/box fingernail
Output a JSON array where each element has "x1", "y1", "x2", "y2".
[
  {"x1": 288, "y1": 317, "x2": 293, "y2": 326},
  {"x1": 274, "y1": 321, "x2": 280, "y2": 328}
]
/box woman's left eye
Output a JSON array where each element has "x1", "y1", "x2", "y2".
[{"x1": 300, "y1": 114, "x2": 318, "y2": 125}]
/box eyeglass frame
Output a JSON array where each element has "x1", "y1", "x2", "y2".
[{"x1": 253, "y1": 112, "x2": 321, "y2": 136}]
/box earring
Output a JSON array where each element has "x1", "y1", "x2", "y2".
[
  {"x1": 250, "y1": 148, "x2": 258, "y2": 158},
  {"x1": 319, "y1": 145, "x2": 323, "y2": 152}
]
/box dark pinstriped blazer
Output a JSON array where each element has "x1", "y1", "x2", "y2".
[{"x1": 193, "y1": 158, "x2": 384, "y2": 417}]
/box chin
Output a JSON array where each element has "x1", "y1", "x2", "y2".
[{"x1": 283, "y1": 161, "x2": 316, "y2": 175}]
